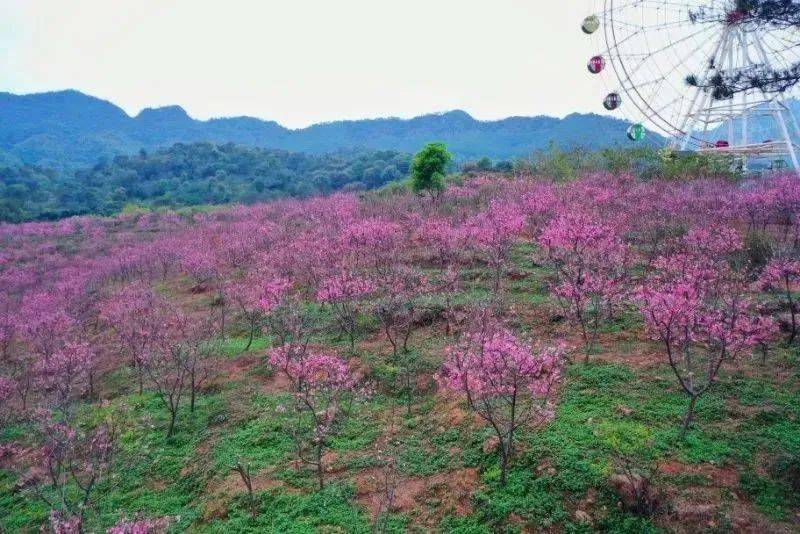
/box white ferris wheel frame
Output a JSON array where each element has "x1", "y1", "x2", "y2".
[{"x1": 592, "y1": 0, "x2": 800, "y2": 170}]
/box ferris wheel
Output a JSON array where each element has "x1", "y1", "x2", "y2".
[{"x1": 582, "y1": 0, "x2": 800, "y2": 170}]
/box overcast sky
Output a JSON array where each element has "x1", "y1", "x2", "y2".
[{"x1": 1, "y1": 0, "x2": 613, "y2": 128}]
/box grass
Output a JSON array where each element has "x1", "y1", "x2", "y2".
[
  {"x1": 211, "y1": 335, "x2": 271, "y2": 358},
  {"x1": 5, "y1": 348, "x2": 798, "y2": 532},
  {"x1": 213, "y1": 393, "x2": 297, "y2": 473},
  {"x1": 205, "y1": 483, "x2": 390, "y2": 533},
  {"x1": 4, "y1": 252, "x2": 800, "y2": 532}
]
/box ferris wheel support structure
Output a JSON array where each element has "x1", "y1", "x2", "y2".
[
  {"x1": 673, "y1": 22, "x2": 800, "y2": 170},
  {"x1": 583, "y1": 1, "x2": 800, "y2": 171}
]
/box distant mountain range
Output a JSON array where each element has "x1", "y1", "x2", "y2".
[{"x1": 0, "y1": 90, "x2": 647, "y2": 171}]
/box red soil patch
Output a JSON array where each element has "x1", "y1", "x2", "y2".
[
  {"x1": 665, "y1": 495, "x2": 795, "y2": 534},
  {"x1": 202, "y1": 468, "x2": 294, "y2": 521},
  {"x1": 600, "y1": 346, "x2": 664, "y2": 368},
  {"x1": 655, "y1": 459, "x2": 798, "y2": 534},
  {"x1": 431, "y1": 392, "x2": 481, "y2": 428},
  {"x1": 658, "y1": 460, "x2": 739, "y2": 488},
  {"x1": 210, "y1": 354, "x2": 291, "y2": 394},
  {"x1": 443, "y1": 399, "x2": 467, "y2": 427},
  {"x1": 215, "y1": 354, "x2": 260, "y2": 382},
  {"x1": 354, "y1": 467, "x2": 480, "y2": 526},
  {"x1": 208, "y1": 468, "x2": 287, "y2": 497},
  {"x1": 257, "y1": 369, "x2": 291, "y2": 394}
]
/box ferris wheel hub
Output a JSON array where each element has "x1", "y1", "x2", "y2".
[{"x1": 725, "y1": 11, "x2": 746, "y2": 26}]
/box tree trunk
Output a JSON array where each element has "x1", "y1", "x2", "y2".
[
  {"x1": 167, "y1": 408, "x2": 177, "y2": 438},
  {"x1": 444, "y1": 295, "x2": 452, "y2": 336},
  {"x1": 788, "y1": 289, "x2": 797, "y2": 345},
  {"x1": 382, "y1": 318, "x2": 397, "y2": 358},
  {"x1": 499, "y1": 441, "x2": 510, "y2": 486},
  {"x1": 405, "y1": 372, "x2": 412, "y2": 417},
  {"x1": 402, "y1": 321, "x2": 412, "y2": 353},
  {"x1": 316, "y1": 442, "x2": 325, "y2": 490},
  {"x1": 245, "y1": 321, "x2": 255, "y2": 351},
  {"x1": 680, "y1": 396, "x2": 698, "y2": 437},
  {"x1": 233, "y1": 462, "x2": 255, "y2": 516},
  {"x1": 190, "y1": 368, "x2": 196, "y2": 413},
  {"x1": 219, "y1": 294, "x2": 226, "y2": 339},
  {"x1": 575, "y1": 304, "x2": 590, "y2": 362}
]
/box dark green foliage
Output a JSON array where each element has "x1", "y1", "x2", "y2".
[
  {"x1": 207, "y1": 483, "x2": 380, "y2": 533},
  {"x1": 462, "y1": 158, "x2": 515, "y2": 174},
  {"x1": 0, "y1": 165, "x2": 64, "y2": 221},
  {"x1": 514, "y1": 145, "x2": 742, "y2": 182},
  {"x1": 473, "y1": 469, "x2": 568, "y2": 527},
  {"x1": 0, "y1": 142, "x2": 411, "y2": 221},
  {"x1": 742, "y1": 230, "x2": 775, "y2": 274},
  {"x1": 410, "y1": 142, "x2": 452, "y2": 196}
]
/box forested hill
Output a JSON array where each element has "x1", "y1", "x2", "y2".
[
  {"x1": 0, "y1": 90, "x2": 639, "y2": 171},
  {"x1": 0, "y1": 143, "x2": 411, "y2": 222}
]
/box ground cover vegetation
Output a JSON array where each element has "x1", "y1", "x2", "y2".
[{"x1": 1, "y1": 164, "x2": 800, "y2": 532}]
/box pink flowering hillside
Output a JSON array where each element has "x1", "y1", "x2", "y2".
[{"x1": 1, "y1": 172, "x2": 800, "y2": 532}]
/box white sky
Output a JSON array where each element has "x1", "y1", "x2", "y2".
[{"x1": 0, "y1": 0, "x2": 612, "y2": 128}]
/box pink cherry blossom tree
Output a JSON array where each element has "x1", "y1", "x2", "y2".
[
  {"x1": 373, "y1": 268, "x2": 430, "y2": 415},
  {"x1": 227, "y1": 276, "x2": 291, "y2": 351},
  {"x1": 415, "y1": 217, "x2": 465, "y2": 270},
  {"x1": 414, "y1": 218, "x2": 466, "y2": 335},
  {"x1": 538, "y1": 212, "x2": 630, "y2": 359},
  {"x1": 340, "y1": 218, "x2": 404, "y2": 277},
  {"x1": 0, "y1": 297, "x2": 33, "y2": 412},
  {"x1": 140, "y1": 310, "x2": 211, "y2": 436},
  {"x1": 179, "y1": 238, "x2": 229, "y2": 337},
  {"x1": 266, "y1": 294, "x2": 309, "y2": 354},
  {"x1": 638, "y1": 226, "x2": 774, "y2": 435},
  {"x1": 3, "y1": 352, "x2": 34, "y2": 412},
  {"x1": 521, "y1": 182, "x2": 560, "y2": 236},
  {"x1": 268, "y1": 347, "x2": 362, "y2": 489},
  {"x1": 316, "y1": 272, "x2": 374, "y2": 352},
  {"x1": 100, "y1": 283, "x2": 164, "y2": 395},
  {"x1": 373, "y1": 268, "x2": 427, "y2": 358},
  {"x1": 465, "y1": 200, "x2": 525, "y2": 295},
  {"x1": 29, "y1": 410, "x2": 115, "y2": 533},
  {"x1": 35, "y1": 341, "x2": 94, "y2": 418},
  {"x1": 436, "y1": 311, "x2": 565, "y2": 485},
  {"x1": 18, "y1": 291, "x2": 75, "y2": 363},
  {"x1": 759, "y1": 258, "x2": 800, "y2": 344}
]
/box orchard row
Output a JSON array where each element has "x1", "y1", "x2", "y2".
[{"x1": 1, "y1": 172, "x2": 798, "y2": 531}]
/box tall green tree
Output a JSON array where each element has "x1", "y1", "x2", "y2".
[{"x1": 410, "y1": 143, "x2": 451, "y2": 197}]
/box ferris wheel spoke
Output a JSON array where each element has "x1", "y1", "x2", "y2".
[
  {"x1": 607, "y1": 0, "x2": 712, "y2": 15},
  {"x1": 610, "y1": 16, "x2": 712, "y2": 32},
  {"x1": 760, "y1": 33, "x2": 800, "y2": 66},
  {"x1": 620, "y1": 22, "x2": 719, "y2": 59},
  {"x1": 650, "y1": 23, "x2": 727, "y2": 86},
  {"x1": 585, "y1": 0, "x2": 800, "y2": 157},
  {"x1": 608, "y1": 23, "x2": 720, "y2": 94},
  {"x1": 651, "y1": 93, "x2": 690, "y2": 117}
]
